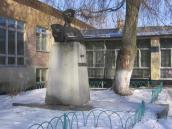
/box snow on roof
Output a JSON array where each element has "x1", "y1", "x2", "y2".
[{"x1": 82, "y1": 26, "x2": 172, "y2": 39}]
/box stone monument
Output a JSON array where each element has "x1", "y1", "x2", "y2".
[{"x1": 45, "y1": 9, "x2": 90, "y2": 106}]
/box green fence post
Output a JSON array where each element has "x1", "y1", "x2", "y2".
[{"x1": 63, "y1": 113, "x2": 67, "y2": 129}]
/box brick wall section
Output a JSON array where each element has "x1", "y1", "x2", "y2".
[
  {"x1": 0, "y1": 0, "x2": 93, "y2": 68},
  {"x1": 0, "y1": 0, "x2": 94, "y2": 92}
]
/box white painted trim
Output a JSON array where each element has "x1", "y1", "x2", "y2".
[{"x1": 36, "y1": 26, "x2": 49, "y2": 52}]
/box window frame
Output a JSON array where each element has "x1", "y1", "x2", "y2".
[
  {"x1": 134, "y1": 48, "x2": 150, "y2": 69},
  {"x1": 132, "y1": 39, "x2": 150, "y2": 79},
  {"x1": 0, "y1": 16, "x2": 25, "y2": 66},
  {"x1": 36, "y1": 68, "x2": 48, "y2": 83},
  {"x1": 36, "y1": 26, "x2": 48, "y2": 52},
  {"x1": 160, "y1": 48, "x2": 172, "y2": 68},
  {"x1": 86, "y1": 41, "x2": 120, "y2": 79},
  {"x1": 160, "y1": 48, "x2": 172, "y2": 79}
]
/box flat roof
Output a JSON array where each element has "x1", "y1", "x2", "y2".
[{"x1": 82, "y1": 26, "x2": 172, "y2": 40}]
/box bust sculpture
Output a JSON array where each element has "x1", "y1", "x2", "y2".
[
  {"x1": 63, "y1": 9, "x2": 75, "y2": 27},
  {"x1": 51, "y1": 9, "x2": 83, "y2": 42}
]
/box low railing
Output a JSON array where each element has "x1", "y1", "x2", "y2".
[
  {"x1": 89, "y1": 80, "x2": 107, "y2": 88},
  {"x1": 130, "y1": 80, "x2": 150, "y2": 88},
  {"x1": 89, "y1": 79, "x2": 162, "y2": 89},
  {"x1": 129, "y1": 80, "x2": 164, "y2": 88},
  {"x1": 35, "y1": 82, "x2": 46, "y2": 89},
  {"x1": 89, "y1": 79, "x2": 144, "y2": 89},
  {"x1": 150, "y1": 82, "x2": 163, "y2": 103},
  {"x1": 27, "y1": 82, "x2": 46, "y2": 91},
  {"x1": 28, "y1": 101, "x2": 145, "y2": 129},
  {"x1": 124, "y1": 101, "x2": 145, "y2": 129}
]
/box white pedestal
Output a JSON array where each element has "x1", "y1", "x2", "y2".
[{"x1": 45, "y1": 42, "x2": 90, "y2": 106}]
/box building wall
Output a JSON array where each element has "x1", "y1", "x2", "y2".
[
  {"x1": 85, "y1": 37, "x2": 172, "y2": 87},
  {"x1": 0, "y1": 0, "x2": 92, "y2": 93},
  {"x1": 86, "y1": 39, "x2": 151, "y2": 80}
]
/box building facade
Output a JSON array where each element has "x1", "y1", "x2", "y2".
[
  {"x1": 82, "y1": 27, "x2": 172, "y2": 88},
  {"x1": 0, "y1": 0, "x2": 93, "y2": 93},
  {"x1": 1, "y1": 0, "x2": 172, "y2": 92}
]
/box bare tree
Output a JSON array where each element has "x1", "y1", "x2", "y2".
[{"x1": 44, "y1": 0, "x2": 172, "y2": 95}]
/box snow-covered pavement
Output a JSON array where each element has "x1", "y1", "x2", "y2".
[{"x1": 0, "y1": 88, "x2": 171, "y2": 129}]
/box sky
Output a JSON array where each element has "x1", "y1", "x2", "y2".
[{"x1": 40, "y1": 0, "x2": 172, "y2": 29}]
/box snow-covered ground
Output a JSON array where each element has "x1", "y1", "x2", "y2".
[{"x1": 0, "y1": 87, "x2": 171, "y2": 129}]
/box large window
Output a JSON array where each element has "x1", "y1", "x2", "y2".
[
  {"x1": 132, "y1": 39, "x2": 150, "y2": 78},
  {"x1": 141, "y1": 50, "x2": 150, "y2": 67},
  {"x1": 0, "y1": 17, "x2": 24, "y2": 66},
  {"x1": 105, "y1": 50, "x2": 116, "y2": 68},
  {"x1": 161, "y1": 50, "x2": 171, "y2": 67},
  {"x1": 86, "y1": 42, "x2": 105, "y2": 68},
  {"x1": 86, "y1": 40, "x2": 151, "y2": 79},
  {"x1": 86, "y1": 41, "x2": 120, "y2": 79},
  {"x1": 160, "y1": 38, "x2": 172, "y2": 78},
  {"x1": 36, "y1": 27, "x2": 48, "y2": 52},
  {"x1": 86, "y1": 42, "x2": 105, "y2": 78}
]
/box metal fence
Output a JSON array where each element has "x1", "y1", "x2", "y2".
[
  {"x1": 130, "y1": 80, "x2": 150, "y2": 88},
  {"x1": 35, "y1": 82, "x2": 46, "y2": 89},
  {"x1": 89, "y1": 79, "x2": 161, "y2": 89},
  {"x1": 28, "y1": 101, "x2": 145, "y2": 129},
  {"x1": 150, "y1": 82, "x2": 163, "y2": 103},
  {"x1": 27, "y1": 80, "x2": 164, "y2": 129},
  {"x1": 89, "y1": 79, "x2": 149, "y2": 89},
  {"x1": 27, "y1": 82, "x2": 46, "y2": 91},
  {"x1": 30, "y1": 80, "x2": 160, "y2": 90},
  {"x1": 89, "y1": 80, "x2": 105, "y2": 88},
  {"x1": 124, "y1": 101, "x2": 145, "y2": 129}
]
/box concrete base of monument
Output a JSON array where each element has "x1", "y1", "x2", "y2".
[{"x1": 45, "y1": 42, "x2": 90, "y2": 106}]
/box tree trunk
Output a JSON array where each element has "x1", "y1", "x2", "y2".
[{"x1": 113, "y1": 0, "x2": 141, "y2": 95}]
